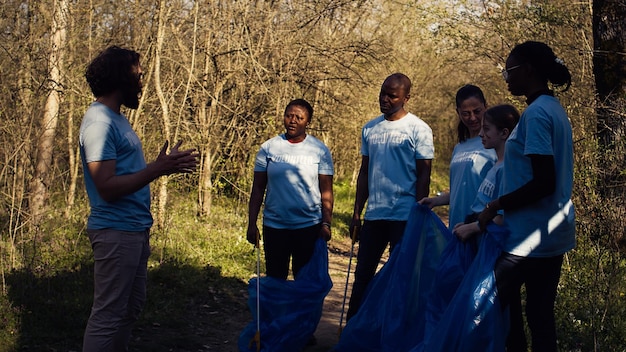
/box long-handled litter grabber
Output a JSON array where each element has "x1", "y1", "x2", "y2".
[
  {"x1": 338, "y1": 227, "x2": 358, "y2": 337},
  {"x1": 249, "y1": 229, "x2": 261, "y2": 352}
]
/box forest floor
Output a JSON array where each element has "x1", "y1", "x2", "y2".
[{"x1": 129, "y1": 234, "x2": 387, "y2": 352}]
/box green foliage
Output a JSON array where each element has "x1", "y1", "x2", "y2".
[
  {"x1": 0, "y1": 294, "x2": 20, "y2": 352},
  {"x1": 557, "y1": 236, "x2": 626, "y2": 350},
  {"x1": 331, "y1": 181, "x2": 356, "y2": 237},
  {"x1": 554, "y1": 103, "x2": 626, "y2": 350},
  {"x1": 150, "y1": 195, "x2": 258, "y2": 278}
]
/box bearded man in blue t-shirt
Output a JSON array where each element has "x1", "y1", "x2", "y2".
[{"x1": 80, "y1": 46, "x2": 198, "y2": 352}]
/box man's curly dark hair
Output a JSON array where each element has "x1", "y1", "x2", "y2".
[{"x1": 85, "y1": 46, "x2": 140, "y2": 97}]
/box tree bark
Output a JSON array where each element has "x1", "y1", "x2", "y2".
[
  {"x1": 593, "y1": 0, "x2": 626, "y2": 196},
  {"x1": 197, "y1": 30, "x2": 215, "y2": 218},
  {"x1": 30, "y1": 0, "x2": 68, "y2": 224},
  {"x1": 64, "y1": 8, "x2": 79, "y2": 219},
  {"x1": 154, "y1": 0, "x2": 171, "y2": 231}
]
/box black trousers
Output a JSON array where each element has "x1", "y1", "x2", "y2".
[
  {"x1": 495, "y1": 252, "x2": 564, "y2": 352},
  {"x1": 262, "y1": 223, "x2": 320, "y2": 280},
  {"x1": 346, "y1": 220, "x2": 406, "y2": 320}
]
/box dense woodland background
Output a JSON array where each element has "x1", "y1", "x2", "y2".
[{"x1": 0, "y1": 0, "x2": 625, "y2": 350}]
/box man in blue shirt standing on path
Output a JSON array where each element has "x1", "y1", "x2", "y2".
[
  {"x1": 346, "y1": 73, "x2": 434, "y2": 320},
  {"x1": 80, "y1": 46, "x2": 198, "y2": 352}
]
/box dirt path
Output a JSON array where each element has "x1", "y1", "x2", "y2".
[
  {"x1": 222, "y1": 214, "x2": 447, "y2": 352},
  {"x1": 304, "y1": 238, "x2": 389, "y2": 352},
  {"x1": 303, "y1": 212, "x2": 447, "y2": 351},
  {"x1": 304, "y1": 242, "x2": 355, "y2": 351},
  {"x1": 221, "y1": 236, "x2": 389, "y2": 352}
]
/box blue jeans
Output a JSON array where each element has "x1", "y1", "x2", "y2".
[
  {"x1": 346, "y1": 220, "x2": 406, "y2": 320},
  {"x1": 495, "y1": 252, "x2": 564, "y2": 352},
  {"x1": 83, "y1": 229, "x2": 150, "y2": 352}
]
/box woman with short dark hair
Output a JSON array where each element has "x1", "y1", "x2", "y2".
[{"x1": 246, "y1": 98, "x2": 334, "y2": 280}]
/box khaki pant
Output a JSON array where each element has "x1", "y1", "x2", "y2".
[{"x1": 83, "y1": 229, "x2": 150, "y2": 352}]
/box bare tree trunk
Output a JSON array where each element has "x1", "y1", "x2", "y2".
[
  {"x1": 154, "y1": 0, "x2": 171, "y2": 231},
  {"x1": 174, "y1": 1, "x2": 199, "y2": 144},
  {"x1": 593, "y1": 0, "x2": 626, "y2": 248},
  {"x1": 197, "y1": 33, "x2": 214, "y2": 218},
  {"x1": 11, "y1": 4, "x2": 36, "y2": 271},
  {"x1": 7, "y1": 154, "x2": 28, "y2": 269},
  {"x1": 30, "y1": 0, "x2": 68, "y2": 224},
  {"x1": 64, "y1": 9, "x2": 78, "y2": 219},
  {"x1": 593, "y1": 0, "x2": 626, "y2": 165},
  {"x1": 199, "y1": 146, "x2": 213, "y2": 217}
]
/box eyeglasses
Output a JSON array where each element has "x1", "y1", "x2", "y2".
[{"x1": 501, "y1": 64, "x2": 522, "y2": 80}]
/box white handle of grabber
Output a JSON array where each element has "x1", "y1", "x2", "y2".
[{"x1": 338, "y1": 227, "x2": 358, "y2": 337}]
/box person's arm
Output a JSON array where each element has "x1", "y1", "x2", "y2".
[
  {"x1": 418, "y1": 191, "x2": 450, "y2": 209},
  {"x1": 319, "y1": 174, "x2": 334, "y2": 241},
  {"x1": 247, "y1": 171, "x2": 267, "y2": 245},
  {"x1": 453, "y1": 214, "x2": 503, "y2": 242},
  {"x1": 478, "y1": 154, "x2": 556, "y2": 230},
  {"x1": 350, "y1": 156, "x2": 369, "y2": 241},
  {"x1": 88, "y1": 140, "x2": 198, "y2": 203},
  {"x1": 452, "y1": 221, "x2": 480, "y2": 242},
  {"x1": 415, "y1": 158, "x2": 432, "y2": 201}
]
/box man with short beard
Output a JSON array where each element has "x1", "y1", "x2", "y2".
[{"x1": 80, "y1": 46, "x2": 198, "y2": 351}]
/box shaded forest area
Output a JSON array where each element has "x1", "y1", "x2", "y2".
[{"x1": 1, "y1": 0, "x2": 625, "y2": 350}]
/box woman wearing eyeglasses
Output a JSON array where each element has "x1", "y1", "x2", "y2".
[{"x1": 478, "y1": 41, "x2": 576, "y2": 351}]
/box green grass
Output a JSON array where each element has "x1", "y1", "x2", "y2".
[{"x1": 0, "y1": 194, "x2": 255, "y2": 351}]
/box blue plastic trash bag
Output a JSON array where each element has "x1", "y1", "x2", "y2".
[
  {"x1": 423, "y1": 236, "x2": 478, "y2": 342},
  {"x1": 415, "y1": 223, "x2": 510, "y2": 352},
  {"x1": 334, "y1": 203, "x2": 450, "y2": 352},
  {"x1": 238, "y1": 237, "x2": 332, "y2": 352}
]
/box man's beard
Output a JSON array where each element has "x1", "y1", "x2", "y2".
[{"x1": 122, "y1": 88, "x2": 140, "y2": 109}]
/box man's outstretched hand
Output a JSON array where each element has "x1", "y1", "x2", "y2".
[{"x1": 155, "y1": 140, "x2": 199, "y2": 176}]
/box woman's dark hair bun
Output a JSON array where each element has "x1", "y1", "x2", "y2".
[{"x1": 510, "y1": 41, "x2": 571, "y2": 91}]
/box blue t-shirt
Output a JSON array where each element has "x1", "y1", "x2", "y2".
[
  {"x1": 449, "y1": 137, "x2": 496, "y2": 228},
  {"x1": 254, "y1": 134, "x2": 334, "y2": 229},
  {"x1": 470, "y1": 162, "x2": 503, "y2": 215},
  {"x1": 361, "y1": 113, "x2": 434, "y2": 221},
  {"x1": 79, "y1": 102, "x2": 153, "y2": 231},
  {"x1": 502, "y1": 95, "x2": 576, "y2": 257}
]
